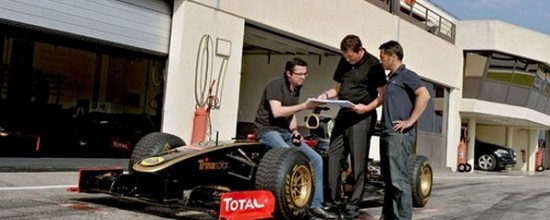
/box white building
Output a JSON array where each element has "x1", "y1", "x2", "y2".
[{"x1": 0, "y1": 0, "x2": 547, "y2": 172}]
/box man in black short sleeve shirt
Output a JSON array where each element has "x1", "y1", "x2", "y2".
[
  {"x1": 318, "y1": 35, "x2": 387, "y2": 218},
  {"x1": 255, "y1": 74, "x2": 300, "y2": 134}
]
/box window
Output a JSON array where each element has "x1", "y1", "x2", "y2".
[
  {"x1": 510, "y1": 59, "x2": 535, "y2": 87},
  {"x1": 464, "y1": 52, "x2": 488, "y2": 77},
  {"x1": 486, "y1": 52, "x2": 515, "y2": 83},
  {"x1": 541, "y1": 65, "x2": 550, "y2": 95},
  {"x1": 464, "y1": 50, "x2": 550, "y2": 115},
  {"x1": 534, "y1": 63, "x2": 545, "y2": 91}
]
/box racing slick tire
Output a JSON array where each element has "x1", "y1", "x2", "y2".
[
  {"x1": 129, "y1": 132, "x2": 186, "y2": 172},
  {"x1": 409, "y1": 155, "x2": 432, "y2": 207},
  {"x1": 255, "y1": 147, "x2": 314, "y2": 220}
]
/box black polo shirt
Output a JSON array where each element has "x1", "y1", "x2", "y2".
[
  {"x1": 331, "y1": 50, "x2": 387, "y2": 128},
  {"x1": 255, "y1": 75, "x2": 300, "y2": 134},
  {"x1": 382, "y1": 64, "x2": 424, "y2": 134},
  {"x1": 333, "y1": 50, "x2": 387, "y2": 106}
]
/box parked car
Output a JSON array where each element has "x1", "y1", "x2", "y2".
[{"x1": 474, "y1": 139, "x2": 517, "y2": 171}]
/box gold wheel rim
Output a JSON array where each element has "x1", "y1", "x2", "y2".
[
  {"x1": 290, "y1": 164, "x2": 312, "y2": 207},
  {"x1": 420, "y1": 166, "x2": 432, "y2": 196}
]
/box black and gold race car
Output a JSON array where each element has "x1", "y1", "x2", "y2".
[{"x1": 78, "y1": 131, "x2": 432, "y2": 220}]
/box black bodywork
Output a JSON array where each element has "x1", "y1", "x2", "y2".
[{"x1": 79, "y1": 141, "x2": 270, "y2": 211}]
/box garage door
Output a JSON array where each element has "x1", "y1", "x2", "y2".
[{"x1": 0, "y1": 0, "x2": 171, "y2": 55}]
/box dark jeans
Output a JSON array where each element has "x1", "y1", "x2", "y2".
[
  {"x1": 380, "y1": 131, "x2": 414, "y2": 220},
  {"x1": 327, "y1": 113, "x2": 376, "y2": 206}
]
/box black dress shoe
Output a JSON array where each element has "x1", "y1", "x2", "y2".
[
  {"x1": 309, "y1": 207, "x2": 338, "y2": 219},
  {"x1": 322, "y1": 205, "x2": 339, "y2": 212},
  {"x1": 338, "y1": 205, "x2": 359, "y2": 220}
]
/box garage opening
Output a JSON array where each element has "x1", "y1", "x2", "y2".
[
  {"x1": 0, "y1": 24, "x2": 166, "y2": 158},
  {"x1": 236, "y1": 24, "x2": 340, "y2": 138}
]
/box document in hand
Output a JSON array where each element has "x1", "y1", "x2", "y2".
[{"x1": 307, "y1": 98, "x2": 355, "y2": 108}]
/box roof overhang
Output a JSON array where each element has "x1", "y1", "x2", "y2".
[{"x1": 460, "y1": 98, "x2": 550, "y2": 128}]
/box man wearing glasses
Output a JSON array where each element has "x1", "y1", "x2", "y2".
[{"x1": 254, "y1": 57, "x2": 337, "y2": 219}]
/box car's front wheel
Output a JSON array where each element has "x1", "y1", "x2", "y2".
[
  {"x1": 128, "y1": 132, "x2": 185, "y2": 172},
  {"x1": 255, "y1": 147, "x2": 314, "y2": 220},
  {"x1": 477, "y1": 154, "x2": 497, "y2": 171}
]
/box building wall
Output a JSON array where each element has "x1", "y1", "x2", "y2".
[
  {"x1": 163, "y1": 0, "x2": 244, "y2": 141},
  {"x1": 457, "y1": 20, "x2": 550, "y2": 171},
  {"x1": 512, "y1": 128, "x2": 530, "y2": 171},
  {"x1": 194, "y1": 0, "x2": 463, "y2": 88},
  {"x1": 168, "y1": 0, "x2": 463, "y2": 157},
  {"x1": 457, "y1": 20, "x2": 550, "y2": 64},
  {"x1": 457, "y1": 20, "x2": 550, "y2": 127},
  {"x1": 477, "y1": 125, "x2": 506, "y2": 146},
  {"x1": 163, "y1": 0, "x2": 466, "y2": 170},
  {"x1": 195, "y1": 0, "x2": 398, "y2": 53},
  {"x1": 446, "y1": 88, "x2": 463, "y2": 169}
]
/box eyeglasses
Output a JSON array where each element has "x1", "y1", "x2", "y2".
[{"x1": 292, "y1": 71, "x2": 308, "y2": 77}]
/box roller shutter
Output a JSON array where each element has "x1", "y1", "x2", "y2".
[{"x1": 0, "y1": 0, "x2": 171, "y2": 55}]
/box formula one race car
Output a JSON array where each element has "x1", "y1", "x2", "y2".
[
  {"x1": 79, "y1": 132, "x2": 314, "y2": 220},
  {"x1": 78, "y1": 131, "x2": 433, "y2": 220}
]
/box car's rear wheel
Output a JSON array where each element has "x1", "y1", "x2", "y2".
[
  {"x1": 477, "y1": 154, "x2": 497, "y2": 171},
  {"x1": 409, "y1": 155, "x2": 432, "y2": 207},
  {"x1": 255, "y1": 147, "x2": 314, "y2": 220},
  {"x1": 537, "y1": 165, "x2": 545, "y2": 172},
  {"x1": 129, "y1": 132, "x2": 185, "y2": 172}
]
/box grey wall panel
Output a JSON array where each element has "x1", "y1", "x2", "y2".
[
  {"x1": 527, "y1": 90, "x2": 540, "y2": 109},
  {"x1": 417, "y1": 133, "x2": 446, "y2": 168},
  {"x1": 462, "y1": 78, "x2": 481, "y2": 98},
  {"x1": 506, "y1": 86, "x2": 529, "y2": 106},
  {"x1": 537, "y1": 95, "x2": 547, "y2": 113},
  {"x1": 0, "y1": 0, "x2": 171, "y2": 54},
  {"x1": 479, "y1": 81, "x2": 508, "y2": 103}
]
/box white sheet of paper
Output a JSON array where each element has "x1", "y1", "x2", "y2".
[{"x1": 307, "y1": 98, "x2": 355, "y2": 108}]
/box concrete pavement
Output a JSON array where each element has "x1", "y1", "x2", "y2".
[
  {"x1": 2, "y1": 157, "x2": 550, "y2": 220},
  {"x1": 0, "y1": 157, "x2": 129, "y2": 172}
]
